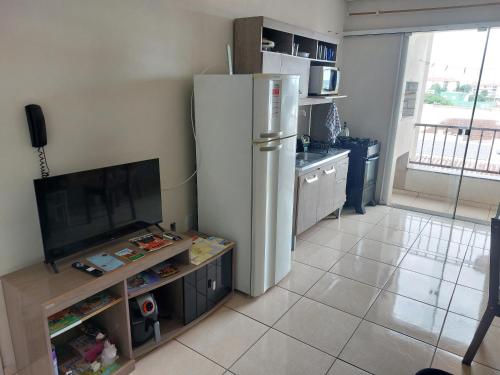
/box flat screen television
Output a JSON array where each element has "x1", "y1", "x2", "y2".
[{"x1": 34, "y1": 158, "x2": 162, "y2": 265}]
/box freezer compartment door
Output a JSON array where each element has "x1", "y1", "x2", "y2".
[
  {"x1": 253, "y1": 75, "x2": 299, "y2": 142},
  {"x1": 251, "y1": 136, "x2": 296, "y2": 296}
]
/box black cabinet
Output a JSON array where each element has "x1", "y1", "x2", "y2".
[{"x1": 183, "y1": 250, "x2": 233, "y2": 324}]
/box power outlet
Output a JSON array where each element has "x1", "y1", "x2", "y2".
[{"x1": 170, "y1": 222, "x2": 176, "y2": 232}]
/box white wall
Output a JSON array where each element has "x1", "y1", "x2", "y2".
[
  {"x1": 338, "y1": 33, "x2": 405, "y2": 202},
  {"x1": 0, "y1": 0, "x2": 345, "y2": 372},
  {"x1": 345, "y1": 0, "x2": 500, "y2": 32}
]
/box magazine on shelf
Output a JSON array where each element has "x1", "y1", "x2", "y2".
[
  {"x1": 87, "y1": 253, "x2": 125, "y2": 272},
  {"x1": 48, "y1": 292, "x2": 119, "y2": 337},
  {"x1": 129, "y1": 233, "x2": 173, "y2": 252},
  {"x1": 190, "y1": 233, "x2": 232, "y2": 265},
  {"x1": 114, "y1": 247, "x2": 145, "y2": 262}
]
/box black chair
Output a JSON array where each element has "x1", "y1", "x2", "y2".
[
  {"x1": 462, "y1": 205, "x2": 500, "y2": 365},
  {"x1": 415, "y1": 369, "x2": 452, "y2": 375}
]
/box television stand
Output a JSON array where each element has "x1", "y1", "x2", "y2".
[{"x1": 1, "y1": 230, "x2": 235, "y2": 375}]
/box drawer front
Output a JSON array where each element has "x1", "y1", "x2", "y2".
[
  {"x1": 317, "y1": 163, "x2": 337, "y2": 221},
  {"x1": 334, "y1": 158, "x2": 349, "y2": 182},
  {"x1": 296, "y1": 170, "x2": 321, "y2": 234}
]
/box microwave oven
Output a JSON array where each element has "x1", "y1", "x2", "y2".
[{"x1": 308, "y1": 66, "x2": 340, "y2": 96}]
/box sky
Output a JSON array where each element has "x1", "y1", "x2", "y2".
[{"x1": 426, "y1": 28, "x2": 500, "y2": 85}]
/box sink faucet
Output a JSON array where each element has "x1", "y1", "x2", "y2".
[{"x1": 301, "y1": 135, "x2": 311, "y2": 153}]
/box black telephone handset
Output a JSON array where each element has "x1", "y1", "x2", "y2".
[
  {"x1": 25, "y1": 104, "x2": 47, "y2": 147},
  {"x1": 25, "y1": 104, "x2": 50, "y2": 178}
]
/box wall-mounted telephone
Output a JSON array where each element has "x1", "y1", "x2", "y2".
[
  {"x1": 25, "y1": 104, "x2": 50, "y2": 178},
  {"x1": 25, "y1": 104, "x2": 47, "y2": 147}
]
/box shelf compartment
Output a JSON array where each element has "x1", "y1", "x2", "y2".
[
  {"x1": 262, "y1": 27, "x2": 293, "y2": 55},
  {"x1": 317, "y1": 41, "x2": 337, "y2": 62},
  {"x1": 48, "y1": 291, "x2": 123, "y2": 339},
  {"x1": 292, "y1": 35, "x2": 318, "y2": 59},
  {"x1": 127, "y1": 246, "x2": 233, "y2": 299},
  {"x1": 132, "y1": 293, "x2": 233, "y2": 359}
]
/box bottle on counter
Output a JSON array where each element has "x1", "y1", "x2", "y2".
[{"x1": 340, "y1": 122, "x2": 350, "y2": 137}]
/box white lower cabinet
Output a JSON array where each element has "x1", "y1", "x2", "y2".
[{"x1": 295, "y1": 155, "x2": 349, "y2": 235}]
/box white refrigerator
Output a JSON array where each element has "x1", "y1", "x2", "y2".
[{"x1": 194, "y1": 74, "x2": 299, "y2": 297}]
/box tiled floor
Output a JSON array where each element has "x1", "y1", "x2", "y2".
[
  {"x1": 391, "y1": 188, "x2": 497, "y2": 223},
  {"x1": 132, "y1": 206, "x2": 499, "y2": 375}
]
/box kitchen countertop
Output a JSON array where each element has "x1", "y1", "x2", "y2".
[{"x1": 295, "y1": 149, "x2": 350, "y2": 175}]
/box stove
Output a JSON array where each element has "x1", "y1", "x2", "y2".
[{"x1": 307, "y1": 137, "x2": 381, "y2": 214}]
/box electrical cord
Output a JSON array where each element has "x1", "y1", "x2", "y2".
[
  {"x1": 164, "y1": 66, "x2": 212, "y2": 191},
  {"x1": 38, "y1": 147, "x2": 50, "y2": 178}
]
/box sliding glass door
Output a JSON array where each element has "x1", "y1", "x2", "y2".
[{"x1": 390, "y1": 29, "x2": 490, "y2": 222}]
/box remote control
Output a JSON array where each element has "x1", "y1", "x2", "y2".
[
  {"x1": 72, "y1": 262, "x2": 103, "y2": 277},
  {"x1": 164, "y1": 233, "x2": 182, "y2": 241}
]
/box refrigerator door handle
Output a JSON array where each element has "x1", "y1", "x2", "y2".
[
  {"x1": 259, "y1": 144, "x2": 283, "y2": 152},
  {"x1": 260, "y1": 131, "x2": 283, "y2": 139}
]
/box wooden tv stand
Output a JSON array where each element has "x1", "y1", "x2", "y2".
[{"x1": 1, "y1": 230, "x2": 234, "y2": 375}]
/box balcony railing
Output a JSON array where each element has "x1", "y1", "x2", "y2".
[{"x1": 410, "y1": 123, "x2": 500, "y2": 175}]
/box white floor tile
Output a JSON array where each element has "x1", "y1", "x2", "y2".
[
  {"x1": 365, "y1": 226, "x2": 418, "y2": 248},
  {"x1": 177, "y1": 307, "x2": 267, "y2": 368},
  {"x1": 365, "y1": 290, "x2": 446, "y2": 345},
  {"x1": 278, "y1": 261, "x2": 325, "y2": 295},
  {"x1": 274, "y1": 297, "x2": 361, "y2": 356},
  {"x1": 293, "y1": 239, "x2": 345, "y2": 271},
  {"x1": 340, "y1": 321, "x2": 434, "y2": 375},
  {"x1": 349, "y1": 239, "x2": 407, "y2": 266},
  {"x1": 225, "y1": 287, "x2": 300, "y2": 326},
  {"x1": 319, "y1": 217, "x2": 375, "y2": 237},
  {"x1": 384, "y1": 268, "x2": 455, "y2": 309},
  {"x1": 230, "y1": 329, "x2": 334, "y2": 375},
  {"x1": 399, "y1": 251, "x2": 462, "y2": 283},
  {"x1": 299, "y1": 226, "x2": 361, "y2": 252},
  {"x1": 329, "y1": 254, "x2": 396, "y2": 288},
  {"x1": 306, "y1": 273, "x2": 380, "y2": 317},
  {"x1": 132, "y1": 340, "x2": 225, "y2": 375},
  {"x1": 327, "y1": 360, "x2": 370, "y2": 375}
]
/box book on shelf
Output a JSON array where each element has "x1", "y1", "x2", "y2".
[
  {"x1": 190, "y1": 233, "x2": 232, "y2": 266},
  {"x1": 150, "y1": 261, "x2": 179, "y2": 278},
  {"x1": 129, "y1": 233, "x2": 173, "y2": 252},
  {"x1": 126, "y1": 270, "x2": 160, "y2": 293},
  {"x1": 48, "y1": 292, "x2": 120, "y2": 337}
]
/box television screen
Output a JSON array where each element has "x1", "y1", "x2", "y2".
[{"x1": 34, "y1": 159, "x2": 162, "y2": 263}]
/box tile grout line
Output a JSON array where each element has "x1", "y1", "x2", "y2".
[
  {"x1": 174, "y1": 339, "x2": 231, "y2": 373},
  {"x1": 223, "y1": 285, "x2": 307, "y2": 372},
  {"x1": 429, "y1": 230, "x2": 473, "y2": 367}
]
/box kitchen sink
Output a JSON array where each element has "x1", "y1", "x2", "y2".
[{"x1": 296, "y1": 152, "x2": 324, "y2": 162}]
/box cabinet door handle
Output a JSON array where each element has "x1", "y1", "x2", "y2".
[
  {"x1": 324, "y1": 166, "x2": 336, "y2": 175},
  {"x1": 305, "y1": 175, "x2": 319, "y2": 184}
]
